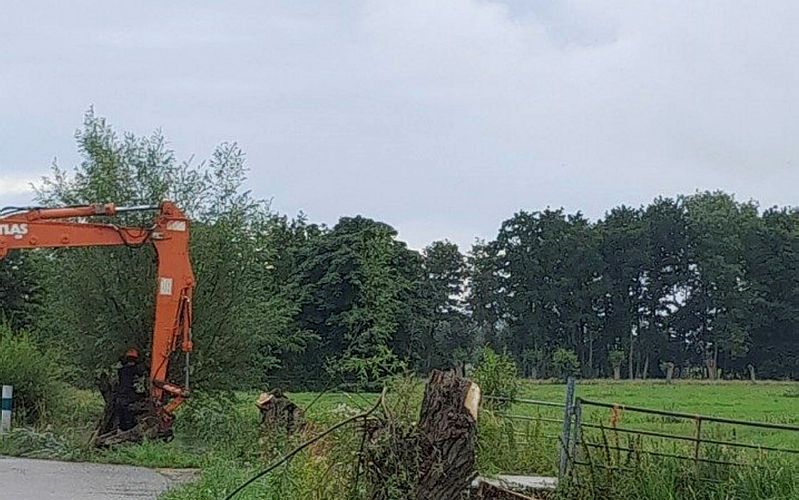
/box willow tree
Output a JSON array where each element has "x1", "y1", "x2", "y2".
[{"x1": 33, "y1": 110, "x2": 307, "y2": 388}]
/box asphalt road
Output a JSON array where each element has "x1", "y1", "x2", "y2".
[{"x1": 0, "y1": 456, "x2": 195, "y2": 499}]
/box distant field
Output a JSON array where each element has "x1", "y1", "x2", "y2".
[{"x1": 518, "y1": 378, "x2": 799, "y2": 421}]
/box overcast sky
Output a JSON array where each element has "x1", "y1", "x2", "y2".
[{"x1": 2, "y1": 1, "x2": 799, "y2": 249}]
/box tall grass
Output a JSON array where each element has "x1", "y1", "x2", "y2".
[
  {"x1": 560, "y1": 430, "x2": 799, "y2": 500},
  {"x1": 477, "y1": 410, "x2": 558, "y2": 476},
  {"x1": 3, "y1": 375, "x2": 797, "y2": 499},
  {"x1": 560, "y1": 455, "x2": 798, "y2": 500},
  {"x1": 161, "y1": 390, "x2": 372, "y2": 500}
]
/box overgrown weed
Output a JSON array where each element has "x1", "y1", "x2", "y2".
[{"x1": 560, "y1": 432, "x2": 799, "y2": 500}]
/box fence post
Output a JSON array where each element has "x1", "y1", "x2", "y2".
[
  {"x1": 1, "y1": 385, "x2": 12, "y2": 432},
  {"x1": 559, "y1": 377, "x2": 576, "y2": 478}
]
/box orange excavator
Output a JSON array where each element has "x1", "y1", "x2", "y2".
[{"x1": 0, "y1": 201, "x2": 194, "y2": 444}]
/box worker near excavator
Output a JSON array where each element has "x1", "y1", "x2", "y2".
[{"x1": 116, "y1": 348, "x2": 146, "y2": 431}]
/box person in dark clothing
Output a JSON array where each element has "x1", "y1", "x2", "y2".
[{"x1": 116, "y1": 348, "x2": 146, "y2": 432}]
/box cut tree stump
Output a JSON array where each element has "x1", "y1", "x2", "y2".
[
  {"x1": 92, "y1": 374, "x2": 159, "y2": 447},
  {"x1": 256, "y1": 389, "x2": 305, "y2": 434},
  {"x1": 364, "y1": 370, "x2": 482, "y2": 500},
  {"x1": 415, "y1": 370, "x2": 482, "y2": 500}
]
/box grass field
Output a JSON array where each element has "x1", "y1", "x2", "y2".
[{"x1": 518, "y1": 379, "x2": 799, "y2": 423}]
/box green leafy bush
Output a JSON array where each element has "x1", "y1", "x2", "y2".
[
  {"x1": 473, "y1": 347, "x2": 519, "y2": 407},
  {"x1": 0, "y1": 325, "x2": 68, "y2": 423}
]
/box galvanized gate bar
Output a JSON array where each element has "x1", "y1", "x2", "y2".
[
  {"x1": 571, "y1": 395, "x2": 799, "y2": 484},
  {"x1": 484, "y1": 395, "x2": 565, "y2": 408},
  {"x1": 580, "y1": 442, "x2": 748, "y2": 467},
  {"x1": 579, "y1": 421, "x2": 799, "y2": 454}
]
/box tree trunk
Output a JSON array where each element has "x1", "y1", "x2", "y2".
[
  {"x1": 588, "y1": 336, "x2": 594, "y2": 378},
  {"x1": 665, "y1": 362, "x2": 675, "y2": 384},
  {"x1": 415, "y1": 370, "x2": 481, "y2": 500},
  {"x1": 706, "y1": 359, "x2": 717, "y2": 380},
  {"x1": 748, "y1": 364, "x2": 756, "y2": 383},
  {"x1": 628, "y1": 334, "x2": 635, "y2": 380},
  {"x1": 96, "y1": 374, "x2": 118, "y2": 436},
  {"x1": 613, "y1": 365, "x2": 621, "y2": 380},
  {"x1": 642, "y1": 355, "x2": 650, "y2": 380},
  {"x1": 705, "y1": 345, "x2": 719, "y2": 380}
]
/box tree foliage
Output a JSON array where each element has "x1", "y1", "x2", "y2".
[
  {"x1": 2, "y1": 112, "x2": 799, "y2": 389},
  {"x1": 28, "y1": 110, "x2": 307, "y2": 388},
  {"x1": 0, "y1": 253, "x2": 40, "y2": 331},
  {"x1": 471, "y1": 192, "x2": 799, "y2": 380}
]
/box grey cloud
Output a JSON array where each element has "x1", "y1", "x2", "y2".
[{"x1": 2, "y1": 1, "x2": 799, "y2": 250}]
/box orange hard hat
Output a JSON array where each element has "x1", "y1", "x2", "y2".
[{"x1": 125, "y1": 348, "x2": 140, "y2": 360}]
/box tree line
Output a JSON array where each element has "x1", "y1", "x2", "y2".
[{"x1": 2, "y1": 112, "x2": 798, "y2": 388}]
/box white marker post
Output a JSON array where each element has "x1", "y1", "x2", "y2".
[{"x1": 1, "y1": 385, "x2": 12, "y2": 432}]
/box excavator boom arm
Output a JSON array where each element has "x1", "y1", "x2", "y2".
[{"x1": 0, "y1": 201, "x2": 194, "y2": 418}]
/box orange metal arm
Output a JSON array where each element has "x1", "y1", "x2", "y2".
[
  {"x1": 147, "y1": 202, "x2": 195, "y2": 409},
  {"x1": 22, "y1": 203, "x2": 118, "y2": 221},
  {"x1": 0, "y1": 201, "x2": 195, "y2": 418}
]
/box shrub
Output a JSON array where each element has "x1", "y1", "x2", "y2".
[
  {"x1": 552, "y1": 348, "x2": 580, "y2": 380},
  {"x1": 473, "y1": 347, "x2": 519, "y2": 407},
  {"x1": 477, "y1": 412, "x2": 555, "y2": 476},
  {"x1": 608, "y1": 349, "x2": 625, "y2": 379},
  {"x1": 0, "y1": 325, "x2": 68, "y2": 423},
  {"x1": 175, "y1": 391, "x2": 262, "y2": 461},
  {"x1": 0, "y1": 427, "x2": 77, "y2": 460}
]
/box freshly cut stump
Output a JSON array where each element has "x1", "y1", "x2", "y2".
[
  {"x1": 366, "y1": 370, "x2": 481, "y2": 500},
  {"x1": 92, "y1": 374, "x2": 160, "y2": 447},
  {"x1": 415, "y1": 370, "x2": 481, "y2": 500},
  {"x1": 256, "y1": 389, "x2": 305, "y2": 434}
]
